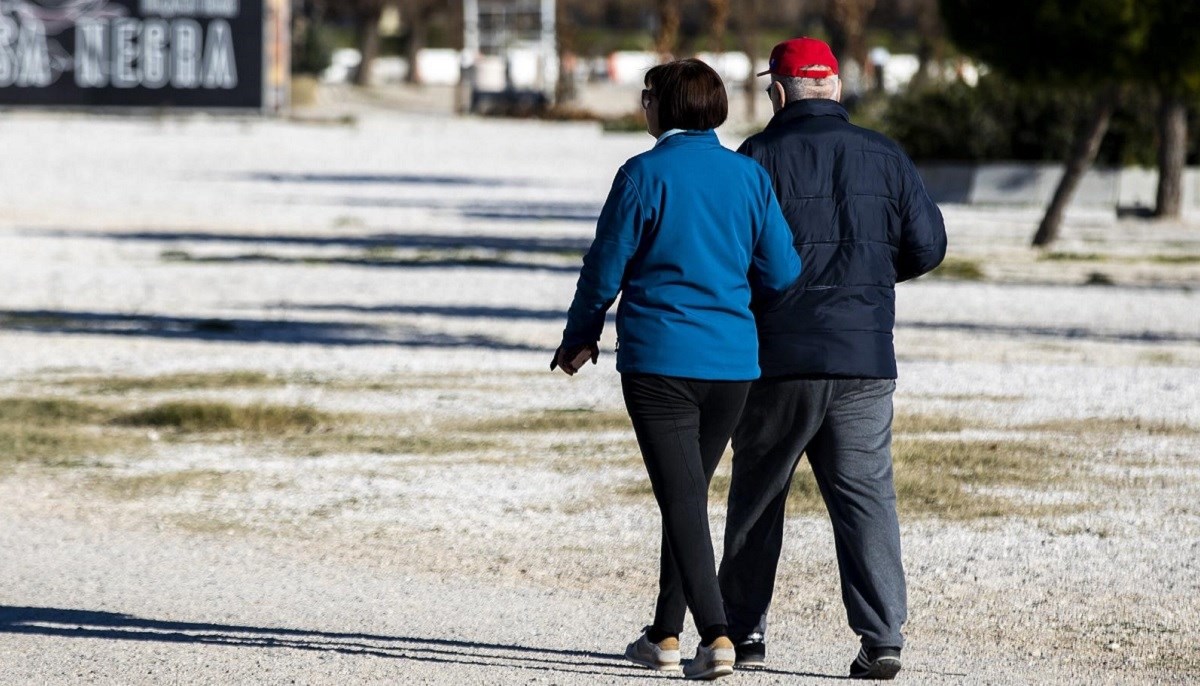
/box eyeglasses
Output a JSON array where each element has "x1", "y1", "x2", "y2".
[
  {"x1": 764, "y1": 84, "x2": 776, "y2": 99},
  {"x1": 641, "y1": 89, "x2": 655, "y2": 110}
]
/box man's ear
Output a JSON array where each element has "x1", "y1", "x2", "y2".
[
  {"x1": 772, "y1": 81, "x2": 786, "y2": 107},
  {"x1": 834, "y1": 78, "x2": 843, "y2": 103}
]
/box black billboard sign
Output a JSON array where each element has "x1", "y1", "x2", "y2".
[{"x1": 0, "y1": 0, "x2": 271, "y2": 108}]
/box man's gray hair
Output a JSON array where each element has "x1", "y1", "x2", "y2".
[{"x1": 775, "y1": 74, "x2": 840, "y2": 101}]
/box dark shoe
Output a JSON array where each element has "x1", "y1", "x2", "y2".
[
  {"x1": 734, "y1": 635, "x2": 766, "y2": 668},
  {"x1": 849, "y1": 646, "x2": 902, "y2": 680}
]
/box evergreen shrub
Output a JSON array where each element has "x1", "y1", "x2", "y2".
[{"x1": 879, "y1": 74, "x2": 1199, "y2": 166}]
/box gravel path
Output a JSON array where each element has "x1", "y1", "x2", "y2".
[{"x1": 1, "y1": 110, "x2": 1198, "y2": 684}]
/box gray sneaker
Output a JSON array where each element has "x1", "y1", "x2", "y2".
[
  {"x1": 624, "y1": 630, "x2": 682, "y2": 671},
  {"x1": 683, "y1": 636, "x2": 735, "y2": 680}
]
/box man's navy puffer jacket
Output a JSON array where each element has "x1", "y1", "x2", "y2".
[{"x1": 739, "y1": 98, "x2": 947, "y2": 379}]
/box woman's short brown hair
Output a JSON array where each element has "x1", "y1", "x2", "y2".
[{"x1": 644, "y1": 58, "x2": 728, "y2": 131}]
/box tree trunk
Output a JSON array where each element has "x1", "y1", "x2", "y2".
[
  {"x1": 823, "y1": 0, "x2": 876, "y2": 89},
  {"x1": 1155, "y1": 93, "x2": 1188, "y2": 219},
  {"x1": 708, "y1": 0, "x2": 729, "y2": 53},
  {"x1": 354, "y1": 9, "x2": 383, "y2": 86},
  {"x1": 655, "y1": 0, "x2": 680, "y2": 59},
  {"x1": 822, "y1": 3, "x2": 847, "y2": 64},
  {"x1": 913, "y1": 0, "x2": 942, "y2": 87},
  {"x1": 734, "y1": 0, "x2": 758, "y2": 120},
  {"x1": 402, "y1": 1, "x2": 429, "y2": 86},
  {"x1": 1032, "y1": 87, "x2": 1120, "y2": 247},
  {"x1": 554, "y1": 0, "x2": 576, "y2": 104}
]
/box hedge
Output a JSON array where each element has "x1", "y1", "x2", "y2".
[{"x1": 868, "y1": 74, "x2": 1199, "y2": 166}]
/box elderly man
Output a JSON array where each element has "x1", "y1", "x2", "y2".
[{"x1": 718, "y1": 38, "x2": 947, "y2": 680}]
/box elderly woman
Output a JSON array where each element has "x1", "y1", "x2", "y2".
[{"x1": 552, "y1": 59, "x2": 801, "y2": 680}]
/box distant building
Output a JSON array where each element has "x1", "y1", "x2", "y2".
[{"x1": 461, "y1": 0, "x2": 557, "y2": 114}]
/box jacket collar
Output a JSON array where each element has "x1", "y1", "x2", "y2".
[
  {"x1": 765, "y1": 99, "x2": 849, "y2": 131},
  {"x1": 653, "y1": 129, "x2": 720, "y2": 148}
]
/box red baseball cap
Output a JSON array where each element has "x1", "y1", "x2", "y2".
[{"x1": 757, "y1": 37, "x2": 839, "y2": 78}]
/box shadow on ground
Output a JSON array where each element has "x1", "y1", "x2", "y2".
[
  {"x1": 239, "y1": 172, "x2": 533, "y2": 188},
  {"x1": 0, "y1": 606, "x2": 840, "y2": 680},
  {"x1": 901, "y1": 320, "x2": 1200, "y2": 345},
  {"x1": 34, "y1": 229, "x2": 592, "y2": 255},
  {"x1": 162, "y1": 253, "x2": 580, "y2": 274},
  {"x1": 297, "y1": 197, "x2": 601, "y2": 223},
  {"x1": 0, "y1": 309, "x2": 544, "y2": 351},
  {"x1": 0, "y1": 606, "x2": 637, "y2": 678},
  {"x1": 210, "y1": 169, "x2": 595, "y2": 220},
  {"x1": 280, "y1": 303, "x2": 575, "y2": 322}
]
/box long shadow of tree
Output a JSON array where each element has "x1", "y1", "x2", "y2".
[
  {"x1": 235, "y1": 169, "x2": 600, "y2": 221},
  {"x1": 239, "y1": 172, "x2": 534, "y2": 188},
  {"x1": 0, "y1": 310, "x2": 547, "y2": 351},
  {"x1": 0, "y1": 606, "x2": 843, "y2": 679},
  {"x1": 163, "y1": 253, "x2": 581, "y2": 274},
  {"x1": 279, "y1": 303, "x2": 579, "y2": 322},
  {"x1": 0, "y1": 606, "x2": 645, "y2": 678},
  {"x1": 37, "y1": 229, "x2": 592, "y2": 256},
  {"x1": 301, "y1": 197, "x2": 601, "y2": 223},
  {"x1": 901, "y1": 319, "x2": 1200, "y2": 345}
]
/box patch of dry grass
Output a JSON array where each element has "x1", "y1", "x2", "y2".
[
  {"x1": 893, "y1": 411, "x2": 970, "y2": 434},
  {"x1": 63, "y1": 371, "x2": 278, "y2": 394},
  {"x1": 894, "y1": 409, "x2": 1198, "y2": 438},
  {"x1": 2, "y1": 394, "x2": 364, "y2": 469},
  {"x1": 0, "y1": 392, "x2": 490, "y2": 470},
  {"x1": 12, "y1": 384, "x2": 1183, "y2": 525},
  {"x1": 909, "y1": 393, "x2": 1024, "y2": 403},
  {"x1": 0, "y1": 397, "x2": 147, "y2": 468},
  {"x1": 0, "y1": 397, "x2": 110, "y2": 425},
  {"x1": 927, "y1": 256, "x2": 986, "y2": 281},
  {"x1": 786, "y1": 438, "x2": 1075, "y2": 519},
  {"x1": 325, "y1": 374, "x2": 530, "y2": 393},
  {"x1": 891, "y1": 438, "x2": 1081, "y2": 519},
  {"x1": 170, "y1": 513, "x2": 256, "y2": 536},
  {"x1": 1137, "y1": 350, "x2": 1180, "y2": 366},
  {"x1": 1025, "y1": 417, "x2": 1198, "y2": 437},
  {"x1": 0, "y1": 426, "x2": 140, "y2": 469},
  {"x1": 1036, "y1": 251, "x2": 1200, "y2": 267},
  {"x1": 112, "y1": 401, "x2": 330, "y2": 434},
  {"x1": 98, "y1": 469, "x2": 247, "y2": 499},
  {"x1": 466, "y1": 408, "x2": 631, "y2": 433},
  {"x1": 1040, "y1": 251, "x2": 1109, "y2": 262},
  {"x1": 622, "y1": 434, "x2": 1084, "y2": 521},
  {"x1": 52, "y1": 369, "x2": 505, "y2": 396},
  {"x1": 1149, "y1": 253, "x2": 1200, "y2": 265},
  {"x1": 288, "y1": 431, "x2": 496, "y2": 457}
]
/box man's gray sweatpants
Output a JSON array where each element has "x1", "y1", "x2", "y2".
[{"x1": 718, "y1": 378, "x2": 907, "y2": 649}]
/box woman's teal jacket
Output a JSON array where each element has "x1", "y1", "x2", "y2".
[{"x1": 561, "y1": 129, "x2": 801, "y2": 381}]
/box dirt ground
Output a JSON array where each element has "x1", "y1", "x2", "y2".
[{"x1": 1, "y1": 105, "x2": 1198, "y2": 684}]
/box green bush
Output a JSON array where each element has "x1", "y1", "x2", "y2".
[
  {"x1": 292, "y1": 21, "x2": 333, "y2": 76},
  {"x1": 879, "y1": 74, "x2": 1200, "y2": 165}
]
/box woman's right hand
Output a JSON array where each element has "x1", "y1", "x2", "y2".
[{"x1": 551, "y1": 343, "x2": 600, "y2": 375}]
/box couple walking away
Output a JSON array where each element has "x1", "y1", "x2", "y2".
[{"x1": 553, "y1": 38, "x2": 947, "y2": 681}]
